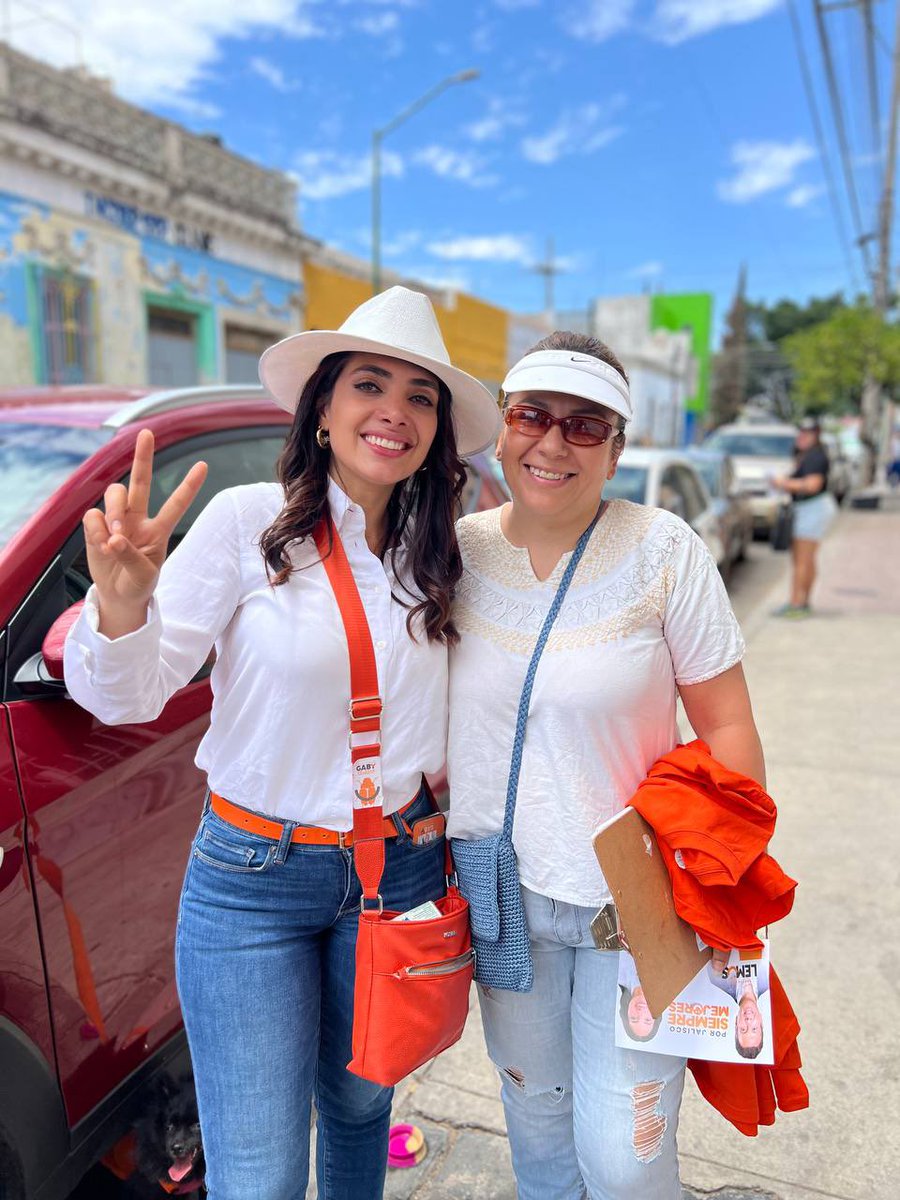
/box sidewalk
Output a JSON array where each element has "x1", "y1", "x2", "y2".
[{"x1": 349, "y1": 506, "x2": 900, "y2": 1199}]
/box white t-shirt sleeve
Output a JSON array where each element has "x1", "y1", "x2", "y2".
[
  {"x1": 64, "y1": 488, "x2": 244, "y2": 724},
  {"x1": 663, "y1": 527, "x2": 745, "y2": 686}
]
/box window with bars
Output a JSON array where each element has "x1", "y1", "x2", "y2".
[{"x1": 39, "y1": 269, "x2": 97, "y2": 385}]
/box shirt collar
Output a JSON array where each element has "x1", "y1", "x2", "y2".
[{"x1": 327, "y1": 476, "x2": 365, "y2": 535}]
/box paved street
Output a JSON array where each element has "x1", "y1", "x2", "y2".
[{"x1": 365, "y1": 505, "x2": 899, "y2": 1200}]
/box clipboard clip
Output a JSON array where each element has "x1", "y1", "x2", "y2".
[{"x1": 589, "y1": 902, "x2": 631, "y2": 953}]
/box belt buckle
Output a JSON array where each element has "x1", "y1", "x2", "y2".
[
  {"x1": 337, "y1": 829, "x2": 351, "y2": 850},
  {"x1": 590, "y1": 902, "x2": 629, "y2": 952}
]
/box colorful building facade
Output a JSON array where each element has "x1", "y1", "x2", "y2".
[{"x1": 0, "y1": 45, "x2": 304, "y2": 389}]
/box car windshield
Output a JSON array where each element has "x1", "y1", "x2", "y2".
[
  {"x1": 0, "y1": 423, "x2": 110, "y2": 548},
  {"x1": 705, "y1": 431, "x2": 796, "y2": 458},
  {"x1": 603, "y1": 465, "x2": 648, "y2": 504},
  {"x1": 691, "y1": 458, "x2": 722, "y2": 496}
]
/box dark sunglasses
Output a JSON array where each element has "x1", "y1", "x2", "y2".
[{"x1": 503, "y1": 404, "x2": 621, "y2": 447}]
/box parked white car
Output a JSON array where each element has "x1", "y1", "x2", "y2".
[
  {"x1": 603, "y1": 447, "x2": 726, "y2": 570},
  {"x1": 702, "y1": 423, "x2": 798, "y2": 535}
]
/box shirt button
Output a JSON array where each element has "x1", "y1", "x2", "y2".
[{"x1": 375, "y1": 639, "x2": 387, "y2": 650}]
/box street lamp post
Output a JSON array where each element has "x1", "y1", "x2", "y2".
[{"x1": 371, "y1": 68, "x2": 479, "y2": 294}]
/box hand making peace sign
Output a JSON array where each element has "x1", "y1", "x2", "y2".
[{"x1": 83, "y1": 430, "x2": 208, "y2": 626}]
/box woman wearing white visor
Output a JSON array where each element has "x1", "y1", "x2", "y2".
[{"x1": 447, "y1": 332, "x2": 765, "y2": 1198}]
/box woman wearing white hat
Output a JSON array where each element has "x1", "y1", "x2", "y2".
[
  {"x1": 63, "y1": 286, "x2": 500, "y2": 1200},
  {"x1": 447, "y1": 331, "x2": 765, "y2": 1198}
]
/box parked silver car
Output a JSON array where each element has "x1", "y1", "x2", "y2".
[
  {"x1": 686, "y1": 448, "x2": 754, "y2": 579},
  {"x1": 603, "y1": 447, "x2": 725, "y2": 570},
  {"x1": 703, "y1": 423, "x2": 798, "y2": 535}
]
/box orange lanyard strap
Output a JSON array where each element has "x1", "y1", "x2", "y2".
[{"x1": 314, "y1": 517, "x2": 386, "y2": 910}]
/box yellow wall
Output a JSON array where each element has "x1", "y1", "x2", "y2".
[
  {"x1": 303, "y1": 261, "x2": 372, "y2": 332},
  {"x1": 436, "y1": 293, "x2": 507, "y2": 388},
  {"x1": 302, "y1": 259, "x2": 508, "y2": 389}
]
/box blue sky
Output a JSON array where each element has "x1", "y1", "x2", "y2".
[{"x1": 15, "y1": 0, "x2": 897, "y2": 340}]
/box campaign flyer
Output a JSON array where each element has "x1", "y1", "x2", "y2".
[{"x1": 613, "y1": 940, "x2": 773, "y2": 1065}]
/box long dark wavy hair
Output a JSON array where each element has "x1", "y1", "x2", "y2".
[{"x1": 259, "y1": 351, "x2": 467, "y2": 644}]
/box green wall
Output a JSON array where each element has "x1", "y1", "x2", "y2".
[{"x1": 650, "y1": 292, "x2": 713, "y2": 419}]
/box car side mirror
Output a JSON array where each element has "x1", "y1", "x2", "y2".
[
  {"x1": 42, "y1": 600, "x2": 85, "y2": 680},
  {"x1": 13, "y1": 601, "x2": 85, "y2": 693}
]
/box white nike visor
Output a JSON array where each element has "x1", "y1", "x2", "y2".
[{"x1": 501, "y1": 349, "x2": 632, "y2": 425}]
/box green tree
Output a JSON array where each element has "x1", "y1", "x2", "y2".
[{"x1": 781, "y1": 303, "x2": 900, "y2": 415}]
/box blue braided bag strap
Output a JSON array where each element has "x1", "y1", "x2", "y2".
[{"x1": 501, "y1": 507, "x2": 603, "y2": 841}]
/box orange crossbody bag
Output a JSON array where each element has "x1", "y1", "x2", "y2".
[{"x1": 314, "y1": 517, "x2": 473, "y2": 1087}]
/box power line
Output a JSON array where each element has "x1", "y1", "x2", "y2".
[
  {"x1": 812, "y1": 0, "x2": 876, "y2": 282},
  {"x1": 861, "y1": 0, "x2": 884, "y2": 183},
  {"x1": 787, "y1": 0, "x2": 862, "y2": 290}
]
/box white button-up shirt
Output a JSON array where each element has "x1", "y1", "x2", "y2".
[{"x1": 64, "y1": 479, "x2": 448, "y2": 827}]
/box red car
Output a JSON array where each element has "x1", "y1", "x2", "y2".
[{"x1": 0, "y1": 385, "x2": 506, "y2": 1199}]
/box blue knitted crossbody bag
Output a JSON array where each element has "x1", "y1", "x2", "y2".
[{"x1": 452, "y1": 510, "x2": 601, "y2": 992}]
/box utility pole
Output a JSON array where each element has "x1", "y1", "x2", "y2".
[
  {"x1": 532, "y1": 237, "x2": 563, "y2": 326},
  {"x1": 860, "y1": 0, "x2": 900, "y2": 484}
]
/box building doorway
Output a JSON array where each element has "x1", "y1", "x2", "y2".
[
  {"x1": 147, "y1": 307, "x2": 198, "y2": 387},
  {"x1": 224, "y1": 325, "x2": 274, "y2": 384}
]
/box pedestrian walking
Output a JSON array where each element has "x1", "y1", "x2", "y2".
[
  {"x1": 447, "y1": 331, "x2": 766, "y2": 1199},
  {"x1": 772, "y1": 416, "x2": 837, "y2": 618},
  {"x1": 63, "y1": 286, "x2": 500, "y2": 1200}
]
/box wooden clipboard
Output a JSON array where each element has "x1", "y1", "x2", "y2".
[{"x1": 593, "y1": 807, "x2": 710, "y2": 1017}]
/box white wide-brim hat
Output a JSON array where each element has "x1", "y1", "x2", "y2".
[
  {"x1": 259, "y1": 285, "x2": 501, "y2": 456},
  {"x1": 502, "y1": 349, "x2": 633, "y2": 425}
]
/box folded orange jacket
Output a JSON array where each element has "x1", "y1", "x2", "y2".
[
  {"x1": 629, "y1": 738, "x2": 797, "y2": 951},
  {"x1": 628, "y1": 739, "x2": 808, "y2": 1135}
]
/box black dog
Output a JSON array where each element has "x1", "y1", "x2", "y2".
[{"x1": 128, "y1": 1071, "x2": 206, "y2": 1196}]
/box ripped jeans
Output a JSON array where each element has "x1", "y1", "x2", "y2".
[{"x1": 478, "y1": 886, "x2": 685, "y2": 1200}]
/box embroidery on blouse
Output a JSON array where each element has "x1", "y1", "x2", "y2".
[{"x1": 454, "y1": 502, "x2": 691, "y2": 655}]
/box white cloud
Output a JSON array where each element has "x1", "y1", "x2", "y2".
[
  {"x1": 427, "y1": 235, "x2": 532, "y2": 264},
  {"x1": 785, "y1": 183, "x2": 825, "y2": 208},
  {"x1": 522, "y1": 99, "x2": 626, "y2": 165},
  {"x1": 403, "y1": 267, "x2": 472, "y2": 293},
  {"x1": 465, "y1": 97, "x2": 527, "y2": 143},
  {"x1": 651, "y1": 0, "x2": 783, "y2": 45},
  {"x1": 413, "y1": 145, "x2": 499, "y2": 188},
  {"x1": 294, "y1": 148, "x2": 403, "y2": 200},
  {"x1": 559, "y1": 0, "x2": 782, "y2": 45},
  {"x1": 561, "y1": 0, "x2": 636, "y2": 43},
  {"x1": 10, "y1": 1, "x2": 322, "y2": 109},
  {"x1": 717, "y1": 139, "x2": 815, "y2": 202},
  {"x1": 627, "y1": 260, "x2": 664, "y2": 278},
  {"x1": 249, "y1": 56, "x2": 297, "y2": 93},
  {"x1": 356, "y1": 11, "x2": 399, "y2": 35}
]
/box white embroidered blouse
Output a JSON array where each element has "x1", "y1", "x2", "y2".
[{"x1": 446, "y1": 500, "x2": 746, "y2": 908}]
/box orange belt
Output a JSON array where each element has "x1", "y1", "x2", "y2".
[{"x1": 209, "y1": 792, "x2": 416, "y2": 849}]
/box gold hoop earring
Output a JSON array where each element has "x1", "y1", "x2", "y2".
[{"x1": 315, "y1": 427, "x2": 330, "y2": 449}]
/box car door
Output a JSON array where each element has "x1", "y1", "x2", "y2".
[
  {"x1": 4, "y1": 426, "x2": 286, "y2": 1125},
  {"x1": 674, "y1": 464, "x2": 724, "y2": 566}
]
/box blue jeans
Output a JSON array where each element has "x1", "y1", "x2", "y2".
[
  {"x1": 478, "y1": 887, "x2": 685, "y2": 1200},
  {"x1": 175, "y1": 788, "x2": 445, "y2": 1200}
]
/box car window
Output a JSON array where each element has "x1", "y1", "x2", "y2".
[
  {"x1": 0, "y1": 423, "x2": 111, "y2": 550},
  {"x1": 659, "y1": 467, "x2": 687, "y2": 519},
  {"x1": 691, "y1": 457, "x2": 722, "y2": 497},
  {"x1": 705, "y1": 431, "x2": 797, "y2": 457},
  {"x1": 675, "y1": 465, "x2": 707, "y2": 523},
  {"x1": 603, "y1": 465, "x2": 648, "y2": 504},
  {"x1": 5, "y1": 429, "x2": 287, "y2": 702},
  {"x1": 151, "y1": 433, "x2": 287, "y2": 543}
]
